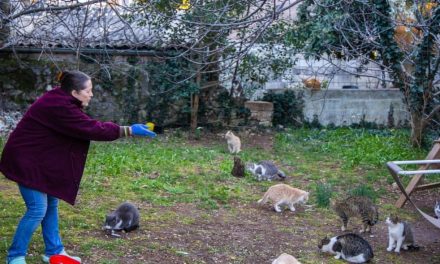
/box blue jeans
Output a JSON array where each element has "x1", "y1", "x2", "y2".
[{"x1": 7, "y1": 185, "x2": 64, "y2": 261}]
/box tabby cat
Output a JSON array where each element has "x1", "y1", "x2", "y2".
[
  {"x1": 258, "y1": 184, "x2": 309, "y2": 213},
  {"x1": 386, "y1": 215, "x2": 419, "y2": 253},
  {"x1": 318, "y1": 233, "x2": 374, "y2": 263},
  {"x1": 331, "y1": 196, "x2": 379, "y2": 233},
  {"x1": 231, "y1": 156, "x2": 245, "y2": 177}
]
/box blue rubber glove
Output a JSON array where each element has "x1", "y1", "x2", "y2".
[{"x1": 130, "y1": 124, "x2": 156, "y2": 138}]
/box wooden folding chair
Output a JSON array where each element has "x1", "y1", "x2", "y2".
[
  {"x1": 386, "y1": 138, "x2": 440, "y2": 228},
  {"x1": 394, "y1": 138, "x2": 440, "y2": 208}
]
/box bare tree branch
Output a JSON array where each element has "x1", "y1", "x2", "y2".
[{"x1": 8, "y1": 0, "x2": 107, "y2": 21}]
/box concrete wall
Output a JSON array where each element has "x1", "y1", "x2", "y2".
[{"x1": 302, "y1": 89, "x2": 410, "y2": 127}]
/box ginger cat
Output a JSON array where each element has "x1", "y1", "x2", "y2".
[
  {"x1": 225, "y1": 130, "x2": 241, "y2": 154},
  {"x1": 258, "y1": 184, "x2": 309, "y2": 213},
  {"x1": 272, "y1": 253, "x2": 302, "y2": 264}
]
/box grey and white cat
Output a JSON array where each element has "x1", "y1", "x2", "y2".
[
  {"x1": 246, "y1": 160, "x2": 286, "y2": 181},
  {"x1": 318, "y1": 233, "x2": 374, "y2": 263},
  {"x1": 104, "y1": 202, "x2": 140, "y2": 237},
  {"x1": 386, "y1": 215, "x2": 419, "y2": 253},
  {"x1": 435, "y1": 200, "x2": 440, "y2": 219}
]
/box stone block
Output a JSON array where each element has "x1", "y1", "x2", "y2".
[{"x1": 245, "y1": 101, "x2": 274, "y2": 111}]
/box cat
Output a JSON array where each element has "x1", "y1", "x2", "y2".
[
  {"x1": 318, "y1": 233, "x2": 374, "y2": 263},
  {"x1": 104, "y1": 202, "x2": 140, "y2": 237},
  {"x1": 258, "y1": 184, "x2": 309, "y2": 213},
  {"x1": 331, "y1": 196, "x2": 379, "y2": 233},
  {"x1": 386, "y1": 215, "x2": 419, "y2": 253},
  {"x1": 302, "y1": 78, "x2": 321, "y2": 90},
  {"x1": 231, "y1": 156, "x2": 245, "y2": 177},
  {"x1": 246, "y1": 160, "x2": 286, "y2": 181},
  {"x1": 225, "y1": 130, "x2": 241, "y2": 154},
  {"x1": 272, "y1": 253, "x2": 302, "y2": 264},
  {"x1": 435, "y1": 200, "x2": 440, "y2": 219}
]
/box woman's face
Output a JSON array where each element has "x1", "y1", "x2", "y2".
[{"x1": 71, "y1": 79, "x2": 93, "y2": 107}]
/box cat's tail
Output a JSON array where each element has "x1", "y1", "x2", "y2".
[
  {"x1": 368, "y1": 205, "x2": 379, "y2": 226},
  {"x1": 407, "y1": 244, "x2": 420, "y2": 251},
  {"x1": 373, "y1": 206, "x2": 379, "y2": 225},
  {"x1": 277, "y1": 170, "x2": 286, "y2": 179},
  {"x1": 258, "y1": 192, "x2": 269, "y2": 205}
]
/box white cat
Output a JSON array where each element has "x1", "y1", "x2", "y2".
[
  {"x1": 225, "y1": 130, "x2": 241, "y2": 154},
  {"x1": 272, "y1": 253, "x2": 302, "y2": 264},
  {"x1": 385, "y1": 215, "x2": 418, "y2": 253}
]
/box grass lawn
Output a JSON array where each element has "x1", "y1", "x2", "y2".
[{"x1": 1, "y1": 128, "x2": 439, "y2": 263}]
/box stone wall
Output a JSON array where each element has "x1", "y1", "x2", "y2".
[
  {"x1": 0, "y1": 53, "x2": 155, "y2": 125},
  {"x1": 301, "y1": 89, "x2": 410, "y2": 127},
  {"x1": 244, "y1": 101, "x2": 273, "y2": 126},
  {"x1": 0, "y1": 53, "x2": 242, "y2": 133},
  {"x1": 0, "y1": 53, "x2": 412, "y2": 134}
]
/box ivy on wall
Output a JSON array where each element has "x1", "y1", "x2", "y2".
[
  {"x1": 0, "y1": 54, "x2": 248, "y2": 129},
  {"x1": 262, "y1": 90, "x2": 304, "y2": 127}
]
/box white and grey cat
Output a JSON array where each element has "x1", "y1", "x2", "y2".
[
  {"x1": 258, "y1": 184, "x2": 309, "y2": 213},
  {"x1": 246, "y1": 160, "x2": 286, "y2": 181},
  {"x1": 435, "y1": 200, "x2": 440, "y2": 219},
  {"x1": 104, "y1": 202, "x2": 140, "y2": 237},
  {"x1": 386, "y1": 215, "x2": 419, "y2": 253},
  {"x1": 318, "y1": 233, "x2": 374, "y2": 263},
  {"x1": 225, "y1": 130, "x2": 241, "y2": 154}
]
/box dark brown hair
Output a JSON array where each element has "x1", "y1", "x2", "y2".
[{"x1": 58, "y1": 70, "x2": 91, "y2": 93}]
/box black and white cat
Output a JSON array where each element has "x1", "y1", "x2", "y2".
[
  {"x1": 385, "y1": 215, "x2": 419, "y2": 253},
  {"x1": 104, "y1": 202, "x2": 140, "y2": 237},
  {"x1": 246, "y1": 160, "x2": 286, "y2": 181},
  {"x1": 318, "y1": 233, "x2": 373, "y2": 263},
  {"x1": 434, "y1": 201, "x2": 440, "y2": 219}
]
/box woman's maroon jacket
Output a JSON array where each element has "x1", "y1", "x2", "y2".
[{"x1": 0, "y1": 88, "x2": 120, "y2": 205}]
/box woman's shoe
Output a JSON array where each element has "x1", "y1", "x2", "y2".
[{"x1": 7, "y1": 256, "x2": 26, "y2": 264}]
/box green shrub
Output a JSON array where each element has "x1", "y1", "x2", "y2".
[
  {"x1": 348, "y1": 184, "x2": 378, "y2": 201},
  {"x1": 315, "y1": 182, "x2": 333, "y2": 208},
  {"x1": 262, "y1": 90, "x2": 304, "y2": 127}
]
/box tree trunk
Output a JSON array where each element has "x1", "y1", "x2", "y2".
[
  {"x1": 190, "y1": 71, "x2": 201, "y2": 132},
  {"x1": 0, "y1": 1, "x2": 11, "y2": 47},
  {"x1": 190, "y1": 93, "x2": 199, "y2": 131},
  {"x1": 410, "y1": 110, "x2": 425, "y2": 148}
]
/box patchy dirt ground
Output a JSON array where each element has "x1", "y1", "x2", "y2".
[
  {"x1": 74, "y1": 133, "x2": 440, "y2": 264},
  {"x1": 77, "y1": 200, "x2": 440, "y2": 264}
]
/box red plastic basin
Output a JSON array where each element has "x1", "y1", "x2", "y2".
[{"x1": 49, "y1": 255, "x2": 81, "y2": 264}]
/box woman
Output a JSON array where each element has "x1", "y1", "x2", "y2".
[{"x1": 0, "y1": 70, "x2": 155, "y2": 264}]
